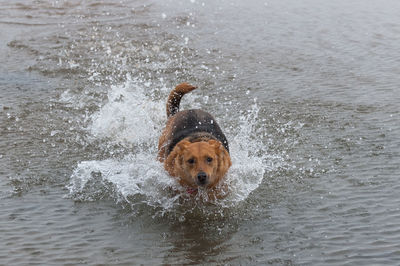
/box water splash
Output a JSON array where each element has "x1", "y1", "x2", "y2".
[
  {"x1": 88, "y1": 75, "x2": 166, "y2": 145},
  {"x1": 67, "y1": 79, "x2": 275, "y2": 217}
]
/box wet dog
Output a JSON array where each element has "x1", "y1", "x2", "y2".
[{"x1": 158, "y1": 83, "x2": 231, "y2": 197}]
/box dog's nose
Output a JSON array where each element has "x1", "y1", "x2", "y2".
[{"x1": 197, "y1": 172, "x2": 208, "y2": 185}]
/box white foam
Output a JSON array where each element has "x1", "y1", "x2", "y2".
[
  {"x1": 89, "y1": 76, "x2": 165, "y2": 145},
  {"x1": 223, "y1": 101, "x2": 275, "y2": 204},
  {"x1": 68, "y1": 153, "x2": 181, "y2": 211}
]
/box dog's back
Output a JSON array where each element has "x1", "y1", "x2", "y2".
[
  {"x1": 158, "y1": 83, "x2": 229, "y2": 162},
  {"x1": 165, "y1": 109, "x2": 229, "y2": 156}
]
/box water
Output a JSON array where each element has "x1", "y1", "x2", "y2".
[{"x1": 1, "y1": 0, "x2": 399, "y2": 265}]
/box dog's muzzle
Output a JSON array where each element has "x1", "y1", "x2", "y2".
[{"x1": 197, "y1": 171, "x2": 208, "y2": 186}]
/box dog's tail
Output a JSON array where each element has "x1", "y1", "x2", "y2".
[{"x1": 166, "y1": 83, "x2": 197, "y2": 117}]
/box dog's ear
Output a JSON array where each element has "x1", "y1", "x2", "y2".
[
  {"x1": 164, "y1": 140, "x2": 191, "y2": 176},
  {"x1": 208, "y1": 139, "x2": 228, "y2": 155},
  {"x1": 207, "y1": 139, "x2": 221, "y2": 150},
  {"x1": 176, "y1": 140, "x2": 191, "y2": 150},
  {"x1": 207, "y1": 140, "x2": 232, "y2": 182}
]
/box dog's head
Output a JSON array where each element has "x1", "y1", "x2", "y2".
[{"x1": 165, "y1": 139, "x2": 231, "y2": 189}]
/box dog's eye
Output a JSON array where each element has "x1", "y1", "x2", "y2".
[
  {"x1": 206, "y1": 157, "x2": 213, "y2": 163},
  {"x1": 187, "y1": 158, "x2": 195, "y2": 164}
]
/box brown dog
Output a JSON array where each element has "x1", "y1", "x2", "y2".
[{"x1": 158, "y1": 83, "x2": 232, "y2": 196}]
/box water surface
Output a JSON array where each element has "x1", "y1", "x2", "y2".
[{"x1": 1, "y1": 0, "x2": 400, "y2": 265}]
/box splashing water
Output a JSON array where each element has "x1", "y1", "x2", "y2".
[
  {"x1": 67, "y1": 78, "x2": 275, "y2": 217},
  {"x1": 89, "y1": 76, "x2": 167, "y2": 145}
]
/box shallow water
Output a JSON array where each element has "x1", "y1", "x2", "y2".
[{"x1": 1, "y1": 0, "x2": 400, "y2": 265}]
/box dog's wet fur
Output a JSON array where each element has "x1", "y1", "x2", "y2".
[{"x1": 158, "y1": 83, "x2": 231, "y2": 197}]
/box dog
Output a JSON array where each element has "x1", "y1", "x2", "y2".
[{"x1": 158, "y1": 83, "x2": 232, "y2": 197}]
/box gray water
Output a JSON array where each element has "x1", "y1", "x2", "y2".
[{"x1": 1, "y1": 0, "x2": 400, "y2": 265}]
